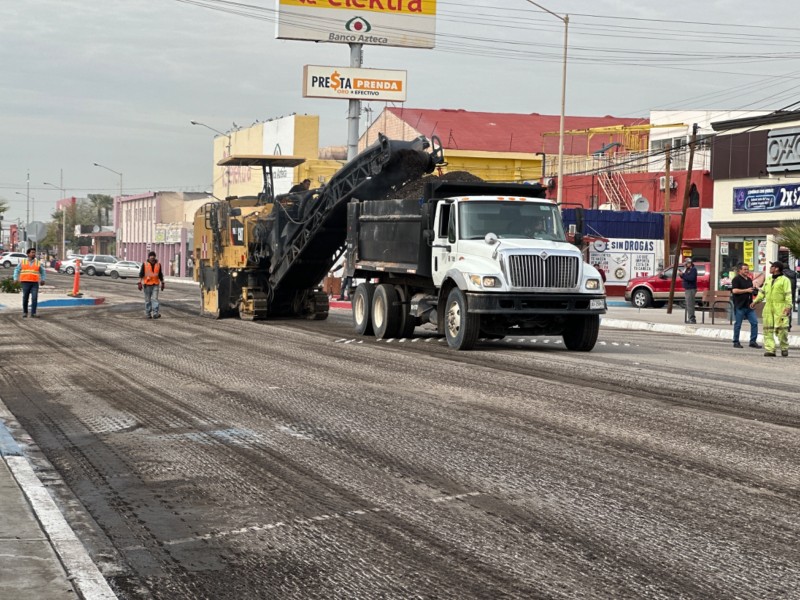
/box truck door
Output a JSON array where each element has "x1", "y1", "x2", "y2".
[{"x1": 431, "y1": 201, "x2": 454, "y2": 288}]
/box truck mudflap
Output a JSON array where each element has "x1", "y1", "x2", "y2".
[{"x1": 465, "y1": 292, "x2": 606, "y2": 314}]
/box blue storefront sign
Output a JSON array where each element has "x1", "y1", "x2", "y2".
[{"x1": 733, "y1": 183, "x2": 800, "y2": 212}]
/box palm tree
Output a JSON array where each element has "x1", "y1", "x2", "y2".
[
  {"x1": 88, "y1": 194, "x2": 113, "y2": 227},
  {"x1": 777, "y1": 221, "x2": 800, "y2": 261}
]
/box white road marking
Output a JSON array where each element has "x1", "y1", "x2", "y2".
[
  {"x1": 162, "y1": 491, "x2": 485, "y2": 547},
  {"x1": 6, "y1": 456, "x2": 118, "y2": 600}
]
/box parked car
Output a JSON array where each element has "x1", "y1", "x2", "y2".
[
  {"x1": 59, "y1": 256, "x2": 86, "y2": 275},
  {"x1": 624, "y1": 261, "x2": 710, "y2": 308},
  {"x1": 1, "y1": 252, "x2": 29, "y2": 268},
  {"x1": 80, "y1": 254, "x2": 118, "y2": 276},
  {"x1": 107, "y1": 261, "x2": 142, "y2": 279}
]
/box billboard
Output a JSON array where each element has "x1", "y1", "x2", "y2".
[
  {"x1": 276, "y1": 0, "x2": 436, "y2": 49},
  {"x1": 733, "y1": 183, "x2": 800, "y2": 213},
  {"x1": 303, "y1": 66, "x2": 407, "y2": 101},
  {"x1": 589, "y1": 238, "x2": 664, "y2": 285}
]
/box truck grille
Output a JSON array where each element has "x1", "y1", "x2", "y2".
[{"x1": 507, "y1": 254, "x2": 580, "y2": 289}]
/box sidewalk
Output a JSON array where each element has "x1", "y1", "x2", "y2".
[
  {"x1": 0, "y1": 269, "x2": 105, "y2": 313},
  {"x1": 0, "y1": 403, "x2": 117, "y2": 599},
  {"x1": 601, "y1": 303, "x2": 800, "y2": 348}
]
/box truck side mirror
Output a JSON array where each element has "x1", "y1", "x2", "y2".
[
  {"x1": 573, "y1": 232, "x2": 583, "y2": 246},
  {"x1": 423, "y1": 229, "x2": 434, "y2": 245}
]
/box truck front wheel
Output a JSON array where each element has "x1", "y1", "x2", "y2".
[
  {"x1": 445, "y1": 288, "x2": 480, "y2": 350},
  {"x1": 372, "y1": 284, "x2": 401, "y2": 339},
  {"x1": 562, "y1": 314, "x2": 600, "y2": 351},
  {"x1": 353, "y1": 283, "x2": 375, "y2": 336}
]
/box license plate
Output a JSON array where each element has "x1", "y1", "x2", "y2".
[{"x1": 590, "y1": 299, "x2": 606, "y2": 310}]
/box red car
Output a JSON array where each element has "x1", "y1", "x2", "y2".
[{"x1": 624, "y1": 262, "x2": 710, "y2": 308}]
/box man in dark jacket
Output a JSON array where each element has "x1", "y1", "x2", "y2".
[
  {"x1": 679, "y1": 257, "x2": 698, "y2": 324},
  {"x1": 731, "y1": 262, "x2": 760, "y2": 348}
]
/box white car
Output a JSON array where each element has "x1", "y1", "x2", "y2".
[
  {"x1": 107, "y1": 261, "x2": 142, "y2": 279},
  {"x1": 59, "y1": 256, "x2": 86, "y2": 275},
  {"x1": 2, "y1": 252, "x2": 29, "y2": 268}
]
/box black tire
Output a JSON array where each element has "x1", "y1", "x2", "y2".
[
  {"x1": 352, "y1": 283, "x2": 375, "y2": 336},
  {"x1": 372, "y1": 283, "x2": 402, "y2": 340},
  {"x1": 86, "y1": 266, "x2": 96, "y2": 276},
  {"x1": 65, "y1": 266, "x2": 75, "y2": 275},
  {"x1": 444, "y1": 288, "x2": 480, "y2": 350},
  {"x1": 394, "y1": 285, "x2": 417, "y2": 339},
  {"x1": 563, "y1": 314, "x2": 600, "y2": 351},
  {"x1": 631, "y1": 288, "x2": 653, "y2": 308},
  {"x1": 110, "y1": 271, "x2": 120, "y2": 279},
  {"x1": 3, "y1": 261, "x2": 10, "y2": 268}
]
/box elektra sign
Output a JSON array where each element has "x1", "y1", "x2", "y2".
[{"x1": 767, "y1": 127, "x2": 800, "y2": 174}]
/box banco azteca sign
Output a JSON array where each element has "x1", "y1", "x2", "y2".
[{"x1": 276, "y1": 0, "x2": 436, "y2": 49}]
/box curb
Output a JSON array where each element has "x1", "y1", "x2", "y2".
[
  {"x1": 601, "y1": 317, "x2": 800, "y2": 348},
  {"x1": 0, "y1": 406, "x2": 118, "y2": 600}
]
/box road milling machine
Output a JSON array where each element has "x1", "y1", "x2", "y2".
[{"x1": 193, "y1": 134, "x2": 443, "y2": 320}]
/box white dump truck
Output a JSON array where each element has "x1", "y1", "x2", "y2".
[{"x1": 345, "y1": 180, "x2": 607, "y2": 350}]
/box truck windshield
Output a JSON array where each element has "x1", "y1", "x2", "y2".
[{"x1": 458, "y1": 201, "x2": 566, "y2": 241}]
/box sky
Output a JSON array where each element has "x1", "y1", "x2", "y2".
[{"x1": 1, "y1": 0, "x2": 798, "y2": 226}]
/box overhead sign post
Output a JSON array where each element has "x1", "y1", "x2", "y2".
[
  {"x1": 303, "y1": 66, "x2": 407, "y2": 102},
  {"x1": 277, "y1": 0, "x2": 436, "y2": 161}
]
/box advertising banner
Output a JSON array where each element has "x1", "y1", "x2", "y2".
[
  {"x1": 303, "y1": 66, "x2": 407, "y2": 101},
  {"x1": 276, "y1": 0, "x2": 436, "y2": 49},
  {"x1": 733, "y1": 183, "x2": 800, "y2": 212},
  {"x1": 589, "y1": 238, "x2": 664, "y2": 285},
  {"x1": 743, "y1": 240, "x2": 754, "y2": 270}
]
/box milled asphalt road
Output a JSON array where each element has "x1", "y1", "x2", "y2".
[{"x1": 0, "y1": 272, "x2": 797, "y2": 599}]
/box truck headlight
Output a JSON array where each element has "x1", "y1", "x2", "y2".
[
  {"x1": 469, "y1": 275, "x2": 501, "y2": 288},
  {"x1": 585, "y1": 278, "x2": 601, "y2": 290}
]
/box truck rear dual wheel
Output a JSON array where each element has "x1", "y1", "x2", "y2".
[
  {"x1": 372, "y1": 284, "x2": 402, "y2": 340},
  {"x1": 353, "y1": 283, "x2": 375, "y2": 336},
  {"x1": 562, "y1": 314, "x2": 600, "y2": 351},
  {"x1": 445, "y1": 288, "x2": 480, "y2": 350}
]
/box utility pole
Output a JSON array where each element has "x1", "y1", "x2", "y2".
[
  {"x1": 663, "y1": 143, "x2": 671, "y2": 268},
  {"x1": 667, "y1": 124, "x2": 699, "y2": 314}
]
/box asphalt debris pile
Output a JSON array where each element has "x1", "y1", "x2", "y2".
[{"x1": 384, "y1": 171, "x2": 484, "y2": 200}]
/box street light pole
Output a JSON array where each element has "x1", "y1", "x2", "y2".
[
  {"x1": 525, "y1": 1, "x2": 568, "y2": 205},
  {"x1": 93, "y1": 162, "x2": 123, "y2": 200},
  {"x1": 14, "y1": 191, "x2": 29, "y2": 249},
  {"x1": 191, "y1": 121, "x2": 233, "y2": 197}
]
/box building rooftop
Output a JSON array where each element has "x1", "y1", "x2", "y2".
[{"x1": 388, "y1": 107, "x2": 647, "y2": 154}]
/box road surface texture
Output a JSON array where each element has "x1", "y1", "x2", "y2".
[{"x1": 0, "y1": 273, "x2": 798, "y2": 599}]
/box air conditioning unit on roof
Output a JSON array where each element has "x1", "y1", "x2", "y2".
[{"x1": 659, "y1": 175, "x2": 678, "y2": 190}]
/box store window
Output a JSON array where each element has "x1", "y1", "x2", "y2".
[{"x1": 718, "y1": 236, "x2": 766, "y2": 289}]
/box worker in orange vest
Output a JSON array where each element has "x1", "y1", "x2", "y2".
[
  {"x1": 137, "y1": 251, "x2": 165, "y2": 319},
  {"x1": 13, "y1": 247, "x2": 47, "y2": 318}
]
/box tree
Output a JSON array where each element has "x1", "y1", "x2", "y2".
[
  {"x1": 88, "y1": 194, "x2": 114, "y2": 227},
  {"x1": 777, "y1": 221, "x2": 800, "y2": 262}
]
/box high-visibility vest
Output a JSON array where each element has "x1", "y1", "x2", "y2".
[
  {"x1": 19, "y1": 259, "x2": 42, "y2": 283},
  {"x1": 142, "y1": 262, "x2": 161, "y2": 285}
]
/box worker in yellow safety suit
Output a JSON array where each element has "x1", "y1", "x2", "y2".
[{"x1": 751, "y1": 261, "x2": 792, "y2": 357}]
